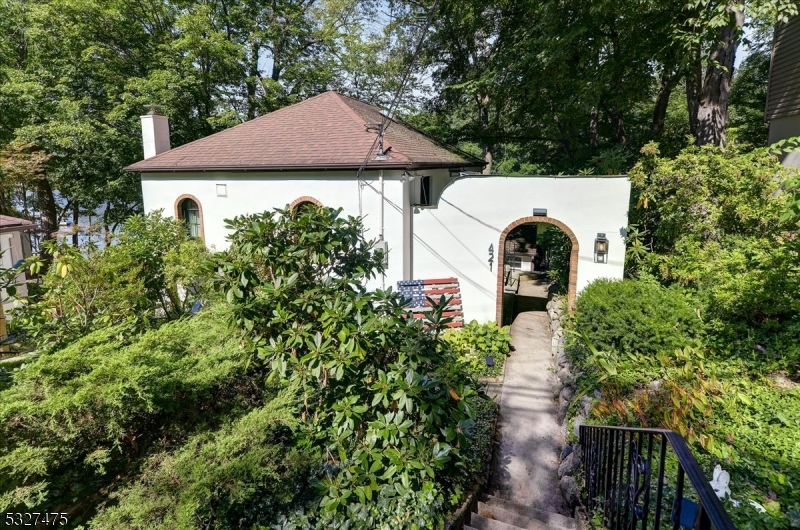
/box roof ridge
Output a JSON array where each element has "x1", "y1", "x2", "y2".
[
  {"x1": 328, "y1": 92, "x2": 376, "y2": 130},
  {"x1": 388, "y1": 115, "x2": 484, "y2": 165}
]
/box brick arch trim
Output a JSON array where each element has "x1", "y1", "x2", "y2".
[
  {"x1": 289, "y1": 196, "x2": 324, "y2": 210},
  {"x1": 174, "y1": 194, "x2": 205, "y2": 242},
  {"x1": 496, "y1": 216, "x2": 579, "y2": 323}
]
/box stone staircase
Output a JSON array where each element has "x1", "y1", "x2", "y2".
[{"x1": 465, "y1": 494, "x2": 583, "y2": 530}]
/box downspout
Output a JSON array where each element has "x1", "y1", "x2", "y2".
[
  {"x1": 402, "y1": 175, "x2": 414, "y2": 280},
  {"x1": 379, "y1": 169, "x2": 385, "y2": 290}
]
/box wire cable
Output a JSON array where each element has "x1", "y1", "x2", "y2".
[{"x1": 355, "y1": 0, "x2": 441, "y2": 182}]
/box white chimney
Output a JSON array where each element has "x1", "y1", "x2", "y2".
[{"x1": 140, "y1": 105, "x2": 171, "y2": 159}]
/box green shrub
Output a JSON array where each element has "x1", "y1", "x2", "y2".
[
  {"x1": 11, "y1": 211, "x2": 212, "y2": 349},
  {"x1": 91, "y1": 386, "x2": 317, "y2": 530},
  {"x1": 214, "y1": 207, "x2": 486, "y2": 528},
  {"x1": 569, "y1": 278, "x2": 702, "y2": 360},
  {"x1": 442, "y1": 321, "x2": 512, "y2": 377},
  {"x1": 0, "y1": 307, "x2": 250, "y2": 514},
  {"x1": 447, "y1": 397, "x2": 497, "y2": 497}
]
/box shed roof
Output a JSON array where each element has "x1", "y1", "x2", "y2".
[
  {"x1": 0, "y1": 215, "x2": 37, "y2": 233},
  {"x1": 125, "y1": 91, "x2": 482, "y2": 173}
]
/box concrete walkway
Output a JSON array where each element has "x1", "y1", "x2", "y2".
[{"x1": 489, "y1": 311, "x2": 568, "y2": 516}]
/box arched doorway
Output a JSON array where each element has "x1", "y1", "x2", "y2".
[{"x1": 496, "y1": 216, "x2": 579, "y2": 325}]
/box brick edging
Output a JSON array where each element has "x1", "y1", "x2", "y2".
[
  {"x1": 173, "y1": 193, "x2": 205, "y2": 242},
  {"x1": 495, "y1": 216, "x2": 579, "y2": 324},
  {"x1": 289, "y1": 196, "x2": 323, "y2": 209}
]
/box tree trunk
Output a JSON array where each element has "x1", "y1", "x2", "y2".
[
  {"x1": 696, "y1": 6, "x2": 744, "y2": 146},
  {"x1": 589, "y1": 107, "x2": 599, "y2": 148},
  {"x1": 548, "y1": 95, "x2": 573, "y2": 164},
  {"x1": 615, "y1": 110, "x2": 626, "y2": 146},
  {"x1": 35, "y1": 177, "x2": 58, "y2": 269},
  {"x1": 72, "y1": 203, "x2": 79, "y2": 247},
  {"x1": 686, "y1": 48, "x2": 703, "y2": 140},
  {"x1": 476, "y1": 92, "x2": 493, "y2": 174},
  {"x1": 103, "y1": 201, "x2": 113, "y2": 247},
  {"x1": 246, "y1": 43, "x2": 259, "y2": 120},
  {"x1": 652, "y1": 68, "x2": 681, "y2": 137}
]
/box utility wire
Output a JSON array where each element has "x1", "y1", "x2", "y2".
[
  {"x1": 379, "y1": 0, "x2": 441, "y2": 136},
  {"x1": 355, "y1": 0, "x2": 441, "y2": 181}
]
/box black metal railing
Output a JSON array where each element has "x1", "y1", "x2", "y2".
[{"x1": 579, "y1": 425, "x2": 736, "y2": 530}]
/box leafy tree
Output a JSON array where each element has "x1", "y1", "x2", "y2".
[
  {"x1": 214, "y1": 206, "x2": 487, "y2": 528},
  {"x1": 675, "y1": 0, "x2": 797, "y2": 146},
  {"x1": 628, "y1": 142, "x2": 800, "y2": 362},
  {"x1": 11, "y1": 212, "x2": 210, "y2": 349},
  {"x1": 729, "y1": 49, "x2": 771, "y2": 147}
]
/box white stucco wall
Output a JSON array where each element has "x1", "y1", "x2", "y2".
[
  {"x1": 141, "y1": 172, "x2": 631, "y2": 324},
  {"x1": 141, "y1": 170, "x2": 408, "y2": 291},
  {"x1": 769, "y1": 114, "x2": 800, "y2": 168},
  {"x1": 413, "y1": 175, "x2": 630, "y2": 323}
]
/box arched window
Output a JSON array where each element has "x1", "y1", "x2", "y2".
[
  {"x1": 177, "y1": 197, "x2": 202, "y2": 238},
  {"x1": 289, "y1": 196, "x2": 323, "y2": 215}
]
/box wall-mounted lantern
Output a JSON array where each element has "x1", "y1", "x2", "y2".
[
  {"x1": 488, "y1": 243, "x2": 494, "y2": 271},
  {"x1": 533, "y1": 208, "x2": 548, "y2": 217},
  {"x1": 594, "y1": 233, "x2": 609, "y2": 263}
]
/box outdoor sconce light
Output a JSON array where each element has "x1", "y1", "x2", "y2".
[
  {"x1": 533, "y1": 208, "x2": 547, "y2": 217},
  {"x1": 486, "y1": 356, "x2": 494, "y2": 367},
  {"x1": 594, "y1": 233, "x2": 609, "y2": 264},
  {"x1": 399, "y1": 172, "x2": 416, "y2": 183},
  {"x1": 488, "y1": 243, "x2": 494, "y2": 271}
]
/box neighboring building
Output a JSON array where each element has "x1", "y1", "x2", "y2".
[
  {"x1": 0, "y1": 214, "x2": 36, "y2": 317},
  {"x1": 125, "y1": 91, "x2": 631, "y2": 323},
  {"x1": 767, "y1": 15, "x2": 800, "y2": 167}
]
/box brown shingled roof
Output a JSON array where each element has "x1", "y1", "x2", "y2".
[
  {"x1": 0, "y1": 214, "x2": 37, "y2": 233},
  {"x1": 125, "y1": 91, "x2": 482, "y2": 172}
]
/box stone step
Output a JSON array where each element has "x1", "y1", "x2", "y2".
[
  {"x1": 480, "y1": 495, "x2": 580, "y2": 530},
  {"x1": 474, "y1": 504, "x2": 550, "y2": 530},
  {"x1": 467, "y1": 513, "x2": 529, "y2": 530}
]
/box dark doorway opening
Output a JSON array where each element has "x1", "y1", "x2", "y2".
[{"x1": 500, "y1": 222, "x2": 573, "y2": 326}]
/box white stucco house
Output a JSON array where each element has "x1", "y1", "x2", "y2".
[{"x1": 125, "y1": 91, "x2": 631, "y2": 324}]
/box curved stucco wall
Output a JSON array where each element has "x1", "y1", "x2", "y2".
[{"x1": 412, "y1": 176, "x2": 631, "y2": 323}]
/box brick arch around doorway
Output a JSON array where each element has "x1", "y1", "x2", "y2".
[{"x1": 495, "y1": 216, "x2": 579, "y2": 323}]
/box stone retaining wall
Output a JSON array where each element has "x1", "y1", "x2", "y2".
[{"x1": 547, "y1": 295, "x2": 584, "y2": 509}]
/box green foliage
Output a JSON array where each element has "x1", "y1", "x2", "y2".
[
  {"x1": 569, "y1": 278, "x2": 703, "y2": 360},
  {"x1": 629, "y1": 143, "x2": 790, "y2": 254},
  {"x1": 214, "y1": 206, "x2": 488, "y2": 528},
  {"x1": 710, "y1": 379, "x2": 800, "y2": 529},
  {"x1": 11, "y1": 211, "x2": 211, "y2": 349},
  {"x1": 538, "y1": 225, "x2": 572, "y2": 292},
  {"x1": 729, "y1": 50, "x2": 771, "y2": 148},
  {"x1": 0, "y1": 308, "x2": 251, "y2": 515},
  {"x1": 442, "y1": 321, "x2": 511, "y2": 377},
  {"x1": 570, "y1": 319, "x2": 800, "y2": 527},
  {"x1": 566, "y1": 65, "x2": 800, "y2": 529},
  {"x1": 91, "y1": 386, "x2": 317, "y2": 530},
  {"x1": 628, "y1": 143, "x2": 800, "y2": 368}
]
